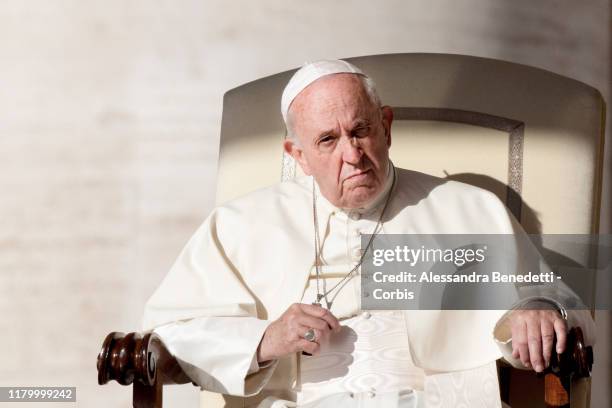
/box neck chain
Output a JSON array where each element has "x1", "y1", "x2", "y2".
[{"x1": 312, "y1": 167, "x2": 396, "y2": 310}]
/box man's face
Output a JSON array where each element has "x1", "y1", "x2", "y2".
[{"x1": 284, "y1": 74, "x2": 393, "y2": 209}]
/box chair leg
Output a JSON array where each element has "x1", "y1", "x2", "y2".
[{"x1": 134, "y1": 377, "x2": 163, "y2": 408}]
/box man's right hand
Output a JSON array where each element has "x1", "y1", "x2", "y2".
[{"x1": 257, "y1": 303, "x2": 341, "y2": 362}]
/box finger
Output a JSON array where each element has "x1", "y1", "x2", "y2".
[
  {"x1": 297, "y1": 339, "x2": 320, "y2": 355},
  {"x1": 297, "y1": 315, "x2": 333, "y2": 333},
  {"x1": 300, "y1": 304, "x2": 341, "y2": 332},
  {"x1": 540, "y1": 320, "x2": 555, "y2": 367},
  {"x1": 553, "y1": 318, "x2": 568, "y2": 354},
  {"x1": 526, "y1": 319, "x2": 544, "y2": 372},
  {"x1": 511, "y1": 322, "x2": 520, "y2": 359},
  {"x1": 511, "y1": 330, "x2": 519, "y2": 359},
  {"x1": 512, "y1": 319, "x2": 530, "y2": 368}
]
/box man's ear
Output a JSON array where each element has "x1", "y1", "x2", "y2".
[
  {"x1": 283, "y1": 138, "x2": 312, "y2": 175},
  {"x1": 381, "y1": 105, "x2": 393, "y2": 148}
]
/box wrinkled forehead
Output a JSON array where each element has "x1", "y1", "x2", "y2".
[{"x1": 289, "y1": 74, "x2": 377, "y2": 130}]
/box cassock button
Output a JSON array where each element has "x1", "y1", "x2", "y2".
[
  {"x1": 349, "y1": 212, "x2": 360, "y2": 221},
  {"x1": 367, "y1": 390, "x2": 376, "y2": 398},
  {"x1": 362, "y1": 311, "x2": 371, "y2": 319}
]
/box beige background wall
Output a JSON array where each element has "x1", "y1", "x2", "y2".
[{"x1": 0, "y1": 1, "x2": 609, "y2": 407}]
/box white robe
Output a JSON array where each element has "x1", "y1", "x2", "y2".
[{"x1": 142, "y1": 167, "x2": 594, "y2": 407}]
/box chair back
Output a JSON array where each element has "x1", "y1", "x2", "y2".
[{"x1": 211, "y1": 53, "x2": 606, "y2": 408}]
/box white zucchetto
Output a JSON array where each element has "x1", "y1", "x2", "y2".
[{"x1": 281, "y1": 59, "x2": 365, "y2": 123}]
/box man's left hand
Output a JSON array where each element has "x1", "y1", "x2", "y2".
[{"x1": 509, "y1": 309, "x2": 567, "y2": 372}]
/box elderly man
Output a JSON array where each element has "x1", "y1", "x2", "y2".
[{"x1": 143, "y1": 60, "x2": 594, "y2": 407}]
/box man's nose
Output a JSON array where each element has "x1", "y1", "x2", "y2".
[{"x1": 340, "y1": 137, "x2": 363, "y2": 164}]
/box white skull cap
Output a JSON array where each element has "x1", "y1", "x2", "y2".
[{"x1": 281, "y1": 59, "x2": 365, "y2": 123}]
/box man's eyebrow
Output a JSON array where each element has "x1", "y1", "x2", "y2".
[{"x1": 353, "y1": 119, "x2": 371, "y2": 128}]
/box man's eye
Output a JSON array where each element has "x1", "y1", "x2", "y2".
[
  {"x1": 353, "y1": 127, "x2": 369, "y2": 137},
  {"x1": 319, "y1": 136, "x2": 334, "y2": 144}
]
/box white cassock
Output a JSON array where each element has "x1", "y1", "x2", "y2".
[{"x1": 142, "y1": 165, "x2": 595, "y2": 408}]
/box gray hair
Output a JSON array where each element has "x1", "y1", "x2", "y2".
[{"x1": 285, "y1": 74, "x2": 382, "y2": 142}]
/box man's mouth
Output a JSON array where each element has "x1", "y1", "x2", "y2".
[{"x1": 344, "y1": 169, "x2": 371, "y2": 182}]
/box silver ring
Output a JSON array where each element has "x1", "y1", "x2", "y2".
[{"x1": 304, "y1": 328, "x2": 316, "y2": 342}]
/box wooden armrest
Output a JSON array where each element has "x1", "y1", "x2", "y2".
[
  {"x1": 499, "y1": 326, "x2": 593, "y2": 408},
  {"x1": 544, "y1": 326, "x2": 593, "y2": 408},
  {"x1": 97, "y1": 331, "x2": 197, "y2": 408}
]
